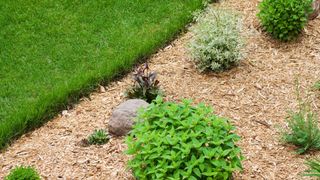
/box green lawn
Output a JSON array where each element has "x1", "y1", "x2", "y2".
[{"x1": 0, "y1": 0, "x2": 205, "y2": 149}]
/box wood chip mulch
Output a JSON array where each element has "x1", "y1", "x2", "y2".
[{"x1": 1, "y1": 0, "x2": 320, "y2": 179}]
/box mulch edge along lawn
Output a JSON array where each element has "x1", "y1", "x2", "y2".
[{"x1": 0, "y1": 0, "x2": 207, "y2": 149}]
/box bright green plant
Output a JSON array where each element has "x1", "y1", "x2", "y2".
[
  {"x1": 282, "y1": 83, "x2": 320, "y2": 154},
  {"x1": 88, "y1": 129, "x2": 109, "y2": 145},
  {"x1": 257, "y1": 0, "x2": 313, "y2": 41},
  {"x1": 188, "y1": 8, "x2": 244, "y2": 72},
  {"x1": 126, "y1": 97, "x2": 243, "y2": 179},
  {"x1": 303, "y1": 158, "x2": 320, "y2": 177},
  {"x1": 5, "y1": 166, "x2": 41, "y2": 180}
]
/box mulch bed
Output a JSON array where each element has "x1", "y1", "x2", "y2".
[{"x1": 1, "y1": 0, "x2": 320, "y2": 179}]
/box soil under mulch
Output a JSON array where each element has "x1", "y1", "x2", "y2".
[{"x1": 2, "y1": 0, "x2": 320, "y2": 179}]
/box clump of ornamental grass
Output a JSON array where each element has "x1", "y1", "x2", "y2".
[
  {"x1": 188, "y1": 8, "x2": 244, "y2": 72},
  {"x1": 282, "y1": 83, "x2": 320, "y2": 154}
]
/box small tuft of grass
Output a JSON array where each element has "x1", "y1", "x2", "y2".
[
  {"x1": 303, "y1": 158, "x2": 320, "y2": 177},
  {"x1": 282, "y1": 82, "x2": 320, "y2": 154},
  {"x1": 5, "y1": 166, "x2": 41, "y2": 180},
  {"x1": 282, "y1": 106, "x2": 320, "y2": 154},
  {"x1": 88, "y1": 129, "x2": 109, "y2": 145}
]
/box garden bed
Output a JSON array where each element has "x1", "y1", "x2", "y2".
[{"x1": 1, "y1": 0, "x2": 320, "y2": 179}]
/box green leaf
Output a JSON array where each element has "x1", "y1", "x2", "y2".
[
  {"x1": 190, "y1": 175, "x2": 197, "y2": 180},
  {"x1": 193, "y1": 168, "x2": 201, "y2": 177}
]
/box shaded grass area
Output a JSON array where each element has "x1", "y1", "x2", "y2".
[{"x1": 0, "y1": 0, "x2": 205, "y2": 149}]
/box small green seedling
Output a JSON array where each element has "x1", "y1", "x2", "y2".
[
  {"x1": 5, "y1": 166, "x2": 41, "y2": 180},
  {"x1": 88, "y1": 129, "x2": 109, "y2": 145}
]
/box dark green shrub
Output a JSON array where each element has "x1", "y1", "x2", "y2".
[
  {"x1": 5, "y1": 166, "x2": 41, "y2": 180},
  {"x1": 88, "y1": 129, "x2": 109, "y2": 145},
  {"x1": 257, "y1": 0, "x2": 313, "y2": 41},
  {"x1": 303, "y1": 158, "x2": 320, "y2": 177},
  {"x1": 188, "y1": 9, "x2": 244, "y2": 72},
  {"x1": 126, "y1": 97, "x2": 243, "y2": 179},
  {"x1": 125, "y1": 63, "x2": 162, "y2": 103}
]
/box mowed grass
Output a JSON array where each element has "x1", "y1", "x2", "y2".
[{"x1": 0, "y1": 0, "x2": 205, "y2": 149}]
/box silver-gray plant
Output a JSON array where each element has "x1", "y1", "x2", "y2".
[{"x1": 188, "y1": 8, "x2": 244, "y2": 72}]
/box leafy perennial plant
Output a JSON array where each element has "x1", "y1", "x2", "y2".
[
  {"x1": 125, "y1": 63, "x2": 162, "y2": 103},
  {"x1": 126, "y1": 97, "x2": 243, "y2": 179},
  {"x1": 257, "y1": 0, "x2": 313, "y2": 41}
]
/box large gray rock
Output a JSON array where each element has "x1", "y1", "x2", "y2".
[{"x1": 108, "y1": 99, "x2": 149, "y2": 136}]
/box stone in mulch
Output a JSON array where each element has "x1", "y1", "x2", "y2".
[
  {"x1": 309, "y1": 0, "x2": 320, "y2": 20},
  {"x1": 108, "y1": 99, "x2": 149, "y2": 136}
]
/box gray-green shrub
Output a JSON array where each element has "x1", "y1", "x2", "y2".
[
  {"x1": 188, "y1": 9, "x2": 244, "y2": 72},
  {"x1": 126, "y1": 97, "x2": 243, "y2": 179}
]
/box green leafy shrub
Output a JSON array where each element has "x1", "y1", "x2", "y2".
[
  {"x1": 88, "y1": 129, "x2": 109, "y2": 145},
  {"x1": 125, "y1": 63, "x2": 162, "y2": 103},
  {"x1": 303, "y1": 158, "x2": 320, "y2": 177},
  {"x1": 188, "y1": 9, "x2": 244, "y2": 72},
  {"x1": 126, "y1": 97, "x2": 243, "y2": 179},
  {"x1": 282, "y1": 84, "x2": 320, "y2": 154},
  {"x1": 5, "y1": 166, "x2": 41, "y2": 180},
  {"x1": 257, "y1": 0, "x2": 313, "y2": 41}
]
